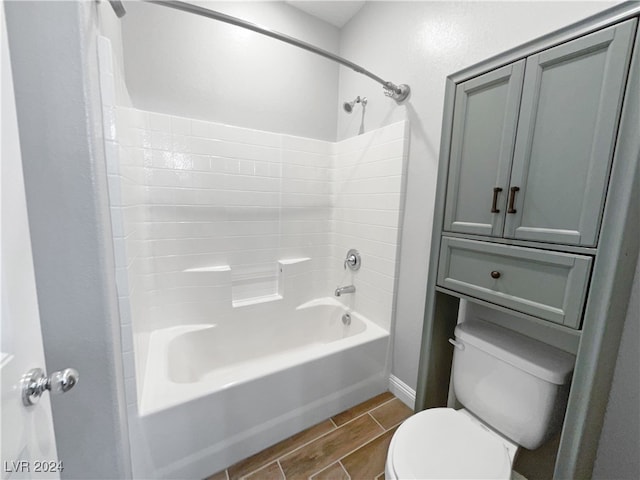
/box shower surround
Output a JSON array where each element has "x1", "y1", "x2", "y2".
[{"x1": 99, "y1": 38, "x2": 408, "y2": 477}]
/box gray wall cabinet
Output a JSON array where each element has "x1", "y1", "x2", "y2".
[
  {"x1": 416, "y1": 4, "x2": 639, "y2": 479},
  {"x1": 444, "y1": 19, "x2": 635, "y2": 247}
]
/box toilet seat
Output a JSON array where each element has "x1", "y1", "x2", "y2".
[{"x1": 386, "y1": 408, "x2": 514, "y2": 479}]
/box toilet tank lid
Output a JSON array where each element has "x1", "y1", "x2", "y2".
[{"x1": 455, "y1": 320, "x2": 576, "y2": 385}]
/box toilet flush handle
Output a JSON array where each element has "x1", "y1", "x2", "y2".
[{"x1": 448, "y1": 338, "x2": 465, "y2": 350}]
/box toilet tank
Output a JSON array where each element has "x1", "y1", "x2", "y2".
[{"x1": 452, "y1": 319, "x2": 575, "y2": 450}]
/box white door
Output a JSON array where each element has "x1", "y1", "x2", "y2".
[{"x1": 1, "y1": 3, "x2": 62, "y2": 478}]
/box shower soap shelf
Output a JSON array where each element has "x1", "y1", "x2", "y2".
[
  {"x1": 182, "y1": 259, "x2": 312, "y2": 308},
  {"x1": 278, "y1": 257, "x2": 311, "y2": 265},
  {"x1": 232, "y1": 294, "x2": 283, "y2": 308},
  {"x1": 278, "y1": 257, "x2": 311, "y2": 273},
  {"x1": 183, "y1": 265, "x2": 230, "y2": 273}
]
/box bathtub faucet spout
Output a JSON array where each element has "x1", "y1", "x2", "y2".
[{"x1": 335, "y1": 285, "x2": 356, "y2": 297}]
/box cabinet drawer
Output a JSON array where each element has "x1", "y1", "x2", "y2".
[{"x1": 437, "y1": 237, "x2": 591, "y2": 328}]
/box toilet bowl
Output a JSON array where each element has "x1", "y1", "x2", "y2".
[
  {"x1": 385, "y1": 319, "x2": 575, "y2": 479},
  {"x1": 385, "y1": 408, "x2": 518, "y2": 479}
]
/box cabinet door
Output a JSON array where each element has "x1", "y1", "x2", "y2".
[
  {"x1": 443, "y1": 61, "x2": 524, "y2": 237},
  {"x1": 504, "y1": 19, "x2": 636, "y2": 246}
]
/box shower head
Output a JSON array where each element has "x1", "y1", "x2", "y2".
[
  {"x1": 343, "y1": 101, "x2": 355, "y2": 113},
  {"x1": 343, "y1": 96, "x2": 367, "y2": 113}
]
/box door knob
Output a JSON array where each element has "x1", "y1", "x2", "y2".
[{"x1": 21, "y1": 367, "x2": 79, "y2": 407}]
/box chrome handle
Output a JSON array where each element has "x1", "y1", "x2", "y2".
[
  {"x1": 21, "y1": 367, "x2": 79, "y2": 407},
  {"x1": 344, "y1": 254, "x2": 356, "y2": 269},
  {"x1": 343, "y1": 249, "x2": 361, "y2": 271},
  {"x1": 491, "y1": 187, "x2": 503, "y2": 213},
  {"x1": 507, "y1": 186, "x2": 520, "y2": 214}
]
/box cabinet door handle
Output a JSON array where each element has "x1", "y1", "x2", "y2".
[
  {"x1": 490, "y1": 271, "x2": 501, "y2": 279},
  {"x1": 491, "y1": 187, "x2": 503, "y2": 213},
  {"x1": 507, "y1": 186, "x2": 520, "y2": 213}
]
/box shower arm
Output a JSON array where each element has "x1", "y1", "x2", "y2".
[{"x1": 107, "y1": 0, "x2": 410, "y2": 103}]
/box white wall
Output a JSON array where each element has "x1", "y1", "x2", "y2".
[
  {"x1": 119, "y1": 1, "x2": 340, "y2": 141},
  {"x1": 337, "y1": 1, "x2": 617, "y2": 392}
]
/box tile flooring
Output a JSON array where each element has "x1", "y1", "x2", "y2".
[{"x1": 206, "y1": 392, "x2": 413, "y2": 480}]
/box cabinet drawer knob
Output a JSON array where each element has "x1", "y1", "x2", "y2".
[
  {"x1": 490, "y1": 270, "x2": 501, "y2": 279},
  {"x1": 491, "y1": 187, "x2": 503, "y2": 213}
]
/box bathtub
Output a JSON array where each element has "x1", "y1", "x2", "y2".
[{"x1": 134, "y1": 297, "x2": 389, "y2": 479}]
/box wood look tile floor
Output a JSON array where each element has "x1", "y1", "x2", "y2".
[{"x1": 206, "y1": 392, "x2": 413, "y2": 480}]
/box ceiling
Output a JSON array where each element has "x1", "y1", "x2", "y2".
[{"x1": 286, "y1": 1, "x2": 365, "y2": 28}]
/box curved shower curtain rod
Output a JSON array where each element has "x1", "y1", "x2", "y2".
[{"x1": 107, "y1": 0, "x2": 411, "y2": 103}]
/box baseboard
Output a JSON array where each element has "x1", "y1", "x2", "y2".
[{"x1": 389, "y1": 374, "x2": 416, "y2": 409}]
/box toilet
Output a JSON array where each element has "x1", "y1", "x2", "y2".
[{"x1": 386, "y1": 319, "x2": 575, "y2": 479}]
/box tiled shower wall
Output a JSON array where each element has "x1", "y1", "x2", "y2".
[
  {"x1": 98, "y1": 36, "x2": 408, "y2": 408},
  {"x1": 331, "y1": 123, "x2": 409, "y2": 330},
  {"x1": 114, "y1": 110, "x2": 335, "y2": 333},
  {"x1": 111, "y1": 109, "x2": 407, "y2": 333}
]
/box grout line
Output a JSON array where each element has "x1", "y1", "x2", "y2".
[
  {"x1": 338, "y1": 461, "x2": 352, "y2": 480},
  {"x1": 330, "y1": 419, "x2": 391, "y2": 469},
  {"x1": 276, "y1": 460, "x2": 286, "y2": 480},
  {"x1": 225, "y1": 469, "x2": 230, "y2": 480},
  {"x1": 269, "y1": 421, "x2": 339, "y2": 469},
  {"x1": 308, "y1": 460, "x2": 351, "y2": 480},
  {"x1": 236, "y1": 461, "x2": 268, "y2": 480},
  {"x1": 330, "y1": 417, "x2": 338, "y2": 428},
  {"x1": 239, "y1": 461, "x2": 279, "y2": 480},
  {"x1": 368, "y1": 412, "x2": 386, "y2": 431},
  {"x1": 386, "y1": 417, "x2": 410, "y2": 431},
  {"x1": 330, "y1": 395, "x2": 397, "y2": 430},
  {"x1": 332, "y1": 431, "x2": 387, "y2": 471},
  {"x1": 368, "y1": 396, "x2": 397, "y2": 413}
]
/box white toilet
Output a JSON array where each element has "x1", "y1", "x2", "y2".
[{"x1": 386, "y1": 319, "x2": 575, "y2": 479}]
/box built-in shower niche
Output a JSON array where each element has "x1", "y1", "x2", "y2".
[
  {"x1": 231, "y1": 264, "x2": 281, "y2": 307},
  {"x1": 183, "y1": 257, "x2": 312, "y2": 308}
]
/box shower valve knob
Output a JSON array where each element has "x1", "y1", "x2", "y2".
[{"x1": 343, "y1": 249, "x2": 361, "y2": 271}]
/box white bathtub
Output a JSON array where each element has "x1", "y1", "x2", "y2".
[{"x1": 134, "y1": 297, "x2": 389, "y2": 478}]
